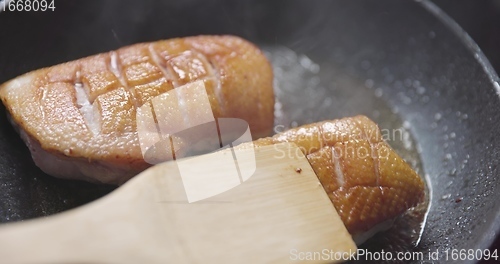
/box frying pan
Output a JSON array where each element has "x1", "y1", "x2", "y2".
[{"x1": 1, "y1": 0, "x2": 499, "y2": 263}]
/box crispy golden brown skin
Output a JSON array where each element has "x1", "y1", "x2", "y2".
[
  {"x1": 254, "y1": 115, "x2": 425, "y2": 237},
  {"x1": 0, "y1": 35, "x2": 274, "y2": 184}
]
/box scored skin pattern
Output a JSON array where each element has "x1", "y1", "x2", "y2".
[
  {"x1": 254, "y1": 116, "x2": 425, "y2": 236},
  {"x1": 0, "y1": 35, "x2": 274, "y2": 183}
]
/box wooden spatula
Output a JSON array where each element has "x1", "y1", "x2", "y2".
[{"x1": 0, "y1": 143, "x2": 356, "y2": 264}]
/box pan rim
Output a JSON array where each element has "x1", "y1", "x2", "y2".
[
  {"x1": 421, "y1": 0, "x2": 500, "y2": 254},
  {"x1": 421, "y1": 0, "x2": 500, "y2": 94}
]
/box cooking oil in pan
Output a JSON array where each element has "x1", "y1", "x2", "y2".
[{"x1": 264, "y1": 46, "x2": 430, "y2": 257}]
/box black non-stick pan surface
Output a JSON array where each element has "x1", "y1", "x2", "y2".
[{"x1": 1, "y1": 1, "x2": 499, "y2": 263}]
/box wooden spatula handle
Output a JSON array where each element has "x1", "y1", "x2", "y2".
[
  {"x1": 0, "y1": 143, "x2": 356, "y2": 264},
  {"x1": 0, "y1": 164, "x2": 182, "y2": 264}
]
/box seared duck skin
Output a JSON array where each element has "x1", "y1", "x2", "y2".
[
  {"x1": 0, "y1": 35, "x2": 274, "y2": 184},
  {"x1": 253, "y1": 115, "x2": 425, "y2": 242}
]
